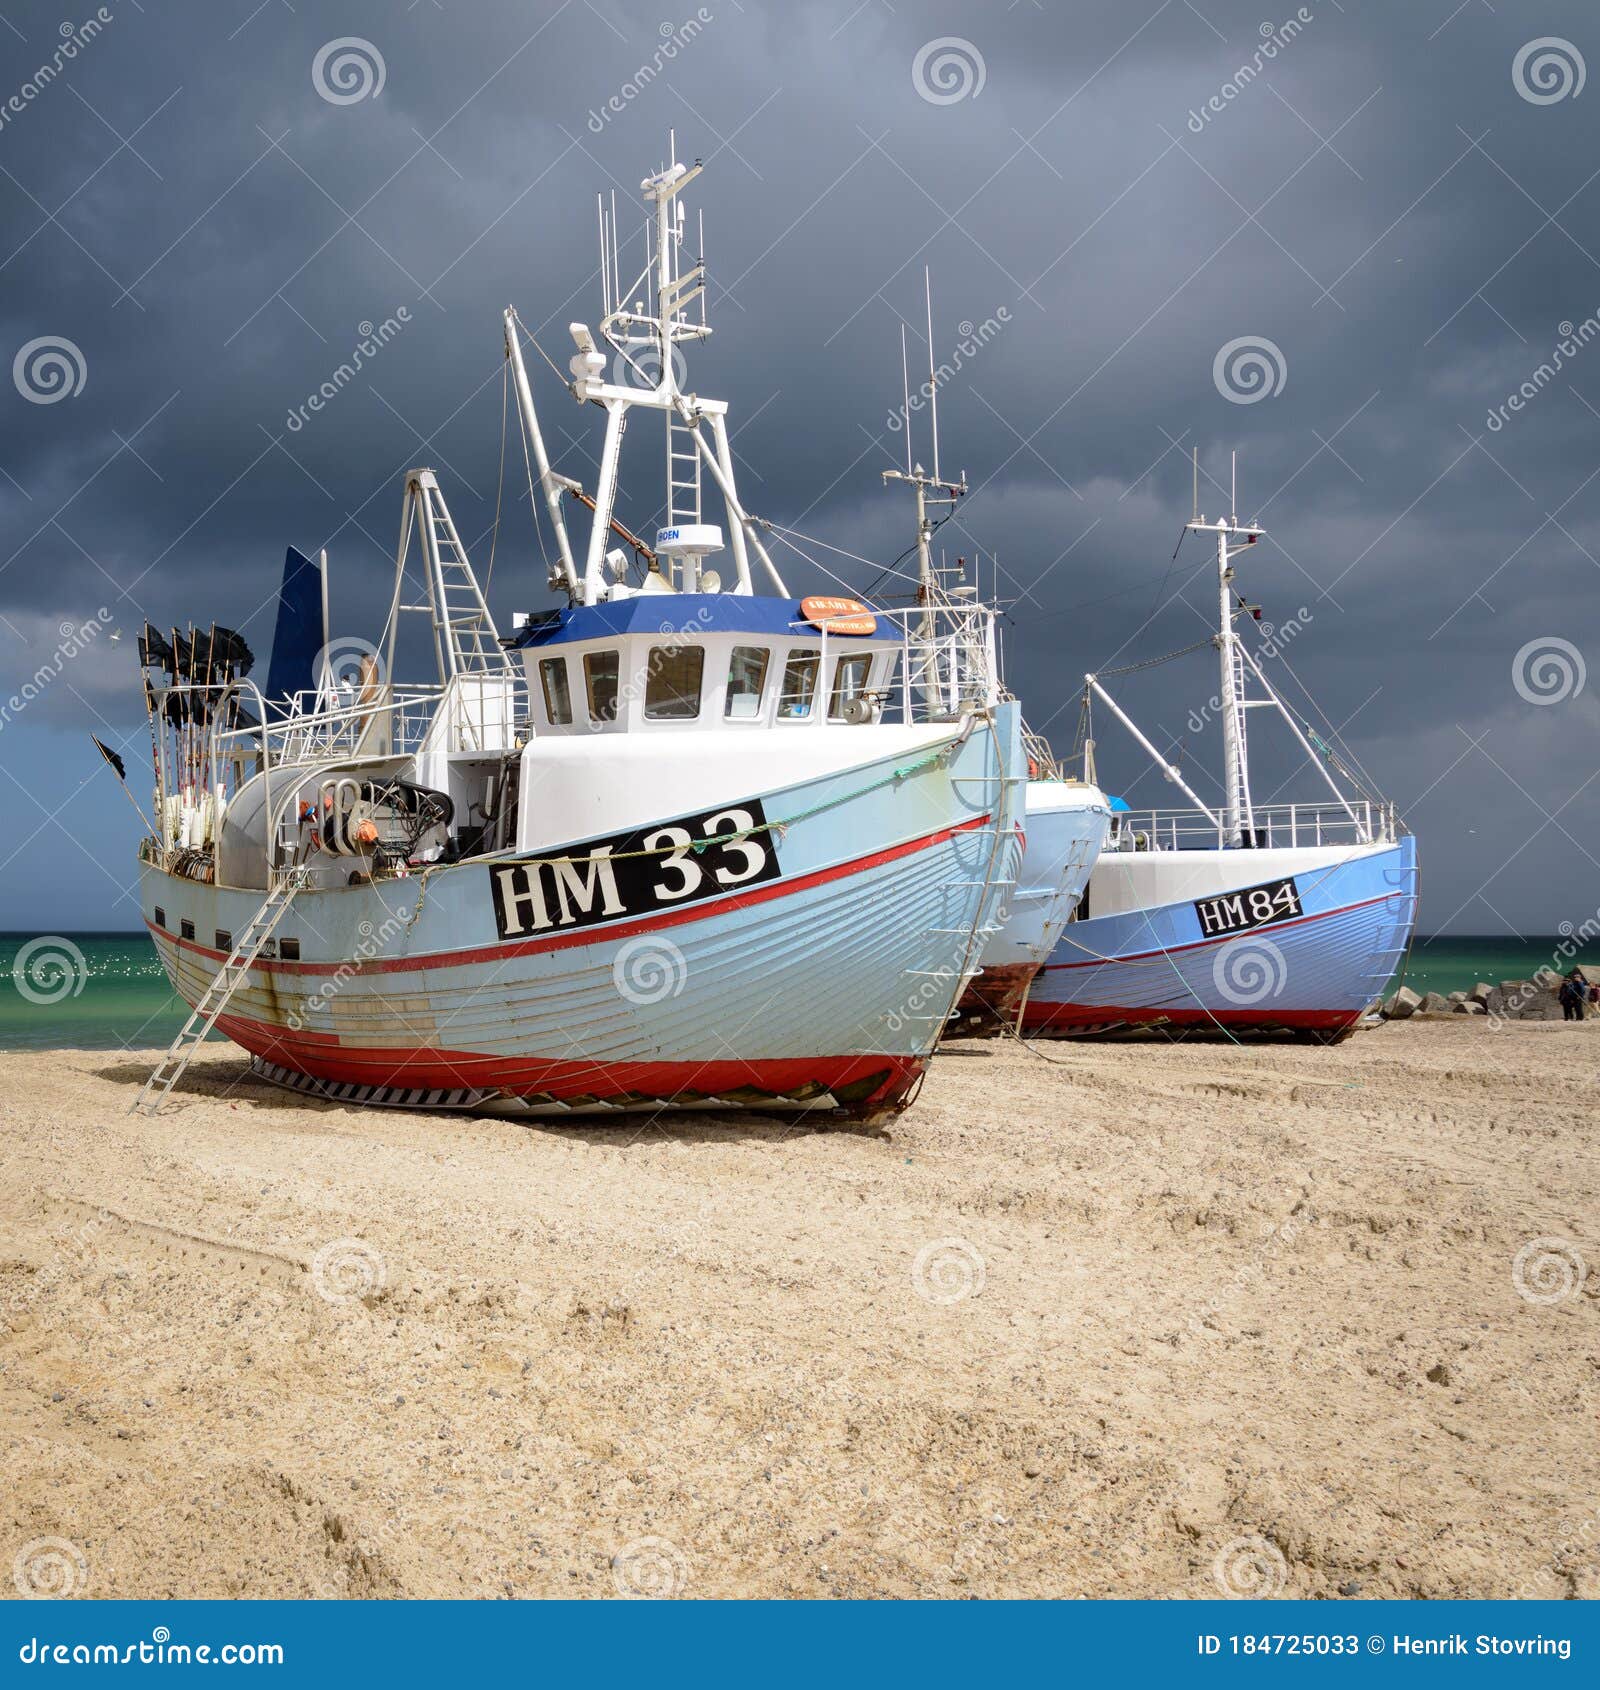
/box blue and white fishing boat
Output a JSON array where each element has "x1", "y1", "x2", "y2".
[
  {"x1": 1024, "y1": 504, "x2": 1418, "y2": 1041},
  {"x1": 126, "y1": 148, "x2": 1022, "y2": 1118}
]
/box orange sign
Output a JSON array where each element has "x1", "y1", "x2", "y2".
[{"x1": 799, "y1": 595, "x2": 878, "y2": 636}]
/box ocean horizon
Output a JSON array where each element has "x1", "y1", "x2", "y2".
[{"x1": 1, "y1": 929, "x2": 1592, "y2": 1051}]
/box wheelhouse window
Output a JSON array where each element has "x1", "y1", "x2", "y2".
[
  {"x1": 539, "y1": 657, "x2": 573, "y2": 725},
  {"x1": 644, "y1": 644, "x2": 704, "y2": 720},
  {"x1": 829, "y1": 653, "x2": 874, "y2": 719},
  {"x1": 724, "y1": 645, "x2": 769, "y2": 720},
  {"x1": 584, "y1": 650, "x2": 619, "y2": 723},
  {"x1": 777, "y1": 649, "x2": 820, "y2": 719}
]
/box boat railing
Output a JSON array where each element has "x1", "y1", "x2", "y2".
[
  {"x1": 1113, "y1": 799, "x2": 1397, "y2": 852},
  {"x1": 870, "y1": 601, "x2": 1000, "y2": 723},
  {"x1": 147, "y1": 674, "x2": 527, "y2": 848}
]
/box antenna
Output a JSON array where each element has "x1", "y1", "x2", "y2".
[
  {"x1": 1192, "y1": 446, "x2": 1199, "y2": 522},
  {"x1": 899, "y1": 324, "x2": 913, "y2": 475},
  {"x1": 597, "y1": 194, "x2": 609, "y2": 316},
  {"x1": 924, "y1": 267, "x2": 941, "y2": 484},
  {"x1": 698, "y1": 208, "x2": 707, "y2": 326},
  {"x1": 1231, "y1": 449, "x2": 1237, "y2": 525}
]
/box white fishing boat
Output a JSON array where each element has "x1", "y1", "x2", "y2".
[
  {"x1": 126, "y1": 146, "x2": 1023, "y2": 1119},
  {"x1": 1024, "y1": 484, "x2": 1418, "y2": 1041}
]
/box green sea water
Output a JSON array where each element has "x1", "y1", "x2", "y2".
[{"x1": 1, "y1": 931, "x2": 1595, "y2": 1051}]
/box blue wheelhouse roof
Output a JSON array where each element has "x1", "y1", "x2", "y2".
[{"x1": 509, "y1": 593, "x2": 893, "y2": 650}]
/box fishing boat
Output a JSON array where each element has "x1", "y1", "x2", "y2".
[
  {"x1": 1022, "y1": 495, "x2": 1418, "y2": 1041},
  {"x1": 125, "y1": 147, "x2": 1023, "y2": 1119},
  {"x1": 876, "y1": 290, "x2": 1111, "y2": 1033}
]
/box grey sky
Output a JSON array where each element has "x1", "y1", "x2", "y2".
[{"x1": 0, "y1": 0, "x2": 1597, "y2": 933}]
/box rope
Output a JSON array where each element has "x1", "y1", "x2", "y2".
[
  {"x1": 390, "y1": 738, "x2": 966, "y2": 896},
  {"x1": 1094, "y1": 637, "x2": 1214, "y2": 679}
]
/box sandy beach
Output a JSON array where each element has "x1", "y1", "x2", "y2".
[{"x1": 2, "y1": 1021, "x2": 1595, "y2": 1601}]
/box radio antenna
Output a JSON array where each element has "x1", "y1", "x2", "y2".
[
  {"x1": 597, "y1": 193, "x2": 609, "y2": 315},
  {"x1": 1192, "y1": 446, "x2": 1199, "y2": 522},
  {"x1": 899, "y1": 323, "x2": 913, "y2": 475},
  {"x1": 925, "y1": 267, "x2": 941, "y2": 484},
  {"x1": 1231, "y1": 449, "x2": 1237, "y2": 525}
]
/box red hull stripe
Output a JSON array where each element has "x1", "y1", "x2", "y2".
[
  {"x1": 1040, "y1": 892, "x2": 1395, "y2": 973},
  {"x1": 147, "y1": 812, "x2": 993, "y2": 978},
  {"x1": 1022, "y1": 1002, "x2": 1356, "y2": 1032},
  {"x1": 216, "y1": 1010, "x2": 921, "y2": 1107}
]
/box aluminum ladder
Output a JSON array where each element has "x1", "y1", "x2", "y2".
[
  {"x1": 129, "y1": 879, "x2": 301, "y2": 1116},
  {"x1": 666, "y1": 410, "x2": 702, "y2": 528}
]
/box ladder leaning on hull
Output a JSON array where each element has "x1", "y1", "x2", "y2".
[{"x1": 130, "y1": 878, "x2": 303, "y2": 1116}]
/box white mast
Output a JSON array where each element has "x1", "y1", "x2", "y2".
[
  {"x1": 561, "y1": 145, "x2": 787, "y2": 604},
  {"x1": 1185, "y1": 501, "x2": 1263, "y2": 847},
  {"x1": 503, "y1": 306, "x2": 581, "y2": 598}
]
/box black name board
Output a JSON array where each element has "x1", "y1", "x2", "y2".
[
  {"x1": 489, "y1": 799, "x2": 781, "y2": 939},
  {"x1": 1194, "y1": 875, "x2": 1303, "y2": 939}
]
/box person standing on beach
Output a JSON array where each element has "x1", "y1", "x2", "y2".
[{"x1": 1558, "y1": 970, "x2": 1587, "y2": 1022}]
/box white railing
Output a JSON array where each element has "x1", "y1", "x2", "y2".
[
  {"x1": 1111, "y1": 799, "x2": 1397, "y2": 853},
  {"x1": 870, "y1": 601, "x2": 999, "y2": 724}
]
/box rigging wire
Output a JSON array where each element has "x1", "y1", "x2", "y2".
[
  {"x1": 763, "y1": 522, "x2": 923, "y2": 593},
  {"x1": 482, "y1": 357, "x2": 511, "y2": 601}
]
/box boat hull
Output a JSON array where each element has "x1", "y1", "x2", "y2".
[
  {"x1": 954, "y1": 780, "x2": 1110, "y2": 1030},
  {"x1": 140, "y1": 710, "x2": 1021, "y2": 1116},
  {"x1": 1023, "y1": 834, "x2": 1418, "y2": 1038}
]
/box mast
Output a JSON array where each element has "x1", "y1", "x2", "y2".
[
  {"x1": 503, "y1": 306, "x2": 580, "y2": 598},
  {"x1": 1184, "y1": 508, "x2": 1263, "y2": 846},
  {"x1": 882, "y1": 271, "x2": 967, "y2": 702},
  {"x1": 559, "y1": 143, "x2": 787, "y2": 603}
]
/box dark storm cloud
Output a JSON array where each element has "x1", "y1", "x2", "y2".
[{"x1": 0, "y1": 0, "x2": 1598, "y2": 930}]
